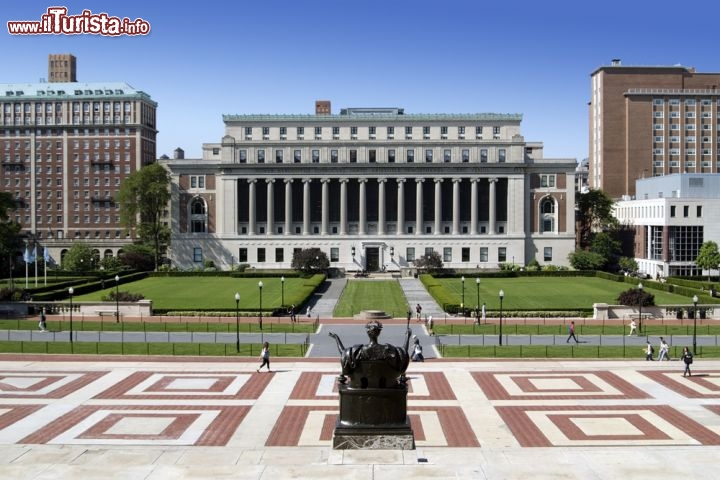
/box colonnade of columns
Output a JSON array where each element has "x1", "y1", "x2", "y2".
[{"x1": 237, "y1": 176, "x2": 512, "y2": 236}]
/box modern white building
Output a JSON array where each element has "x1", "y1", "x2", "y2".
[
  {"x1": 614, "y1": 173, "x2": 720, "y2": 278},
  {"x1": 163, "y1": 102, "x2": 577, "y2": 273}
]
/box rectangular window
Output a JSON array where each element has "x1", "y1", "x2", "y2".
[
  {"x1": 257, "y1": 149, "x2": 265, "y2": 163},
  {"x1": 294, "y1": 149, "x2": 301, "y2": 163},
  {"x1": 444, "y1": 149, "x2": 451, "y2": 162},
  {"x1": 331, "y1": 149, "x2": 338, "y2": 163},
  {"x1": 480, "y1": 247, "x2": 488, "y2": 262},
  {"x1": 544, "y1": 247, "x2": 552, "y2": 262},
  {"x1": 388, "y1": 149, "x2": 396, "y2": 163},
  {"x1": 540, "y1": 174, "x2": 556, "y2": 188},
  {"x1": 275, "y1": 149, "x2": 283, "y2": 163},
  {"x1": 406, "y1": 247, "x2": 415, "y2": 262},
  {"x1": 369, "y1": 126, "x2": 376, "y2": 136},
  {"x1": 312, "y1": 149, "x2": 320, "y2": 163},
  {"x1": 349, "y1": 150, "x2": 357, "y2": 163},
  {"x1": 368, "y1": 149, "x2": 376, "y2": 163},
  {"x1": 405, "y1": 126, "x2": 412, "y2": 136},
  {"x1": 498, "y1": 149, "x2": 506, "y2": 162},
  {"x1": 279, "y1": 127, "x2": 287, "y2": 137},
  {"x1": 332, "y1": 126, "x2": 340, "y2": 136},
  {"x1": 330, "y1": 247, "x2": 339, "y2": 262},
  {"x1": 480, "y1": 149, "x2": 488, "y2": 163},
  {"x1": 425, "y1": 149, "x2": 433, "y2": 162},
  {"x1": 406, "y1": 149, "x2": 414, "y2": 163},
  {"x1": 275, "y1": 248, "x2": 284, "y2": 262},
  {"x1": 498, "y1": 247, "x2": 507, "y2": 262},
  {"x1": 461, "y1": 247, "x2": 470, "y2": 262},
  {"x1": 257, "y1": 248, "x2": 266, "y2": 263},
  {"x1": 314, "y1": 126, "x2": 322, "y2": 137},
  {"x1": 238, "y1": 248, "x2": 248, "y2": 262},
  {"x1": 493, "y1": 126, "x2": 501, "y2": 138},
  {"x1": 296, "y1": 127, "x2": 304, "y2": 136},
  {"x1": 193, "y1": 247, "x2": 202, "y2": 263},
  {"x1": 238, "y1": 150, "x2": 247, "y2": 163},
  {"x1": 462, "y1": 149, "x2": 470, "y2": 162},
  {"x1": 458, "y1": 126, "x2": 465, "y2": 137},
  {"x1": 697, "y1": 205, "x2": 702, "y2": 217},
  {"x1": 440, "y1": 126, "x2": 448, "y2": 137},
  {"x1": 387, "y1": 126, "x2": 394, "y2": 136},
  {"x1": 443, "y1": 247, "x2": 452, "y2": 262},
  {"x1": 475, "y1": 126, "x2": 483, "y2": 138},
  {"x1": 683, "y1": 205, "x2": 689, "y2": 217},
  {"x1": 262, "y1": 127, "x2": 269, "y2": 136},
  {"x1": 350, "y1": 126, "x2": 358, "y2": 136},
  {"x1": 423, "y1": 126, "x2": 430, "y2": 135}
]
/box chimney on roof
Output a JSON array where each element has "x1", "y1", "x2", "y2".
[
  {"x1": 611, "y1": 58, "x2": 622, "y2": 66},
  {"x1": 315, "y1": 100, "x2": 331, "y2": 115},
  {"x1": 48, "y1": 53, "x2": 77, "y2": 82},
  {"x1": 173, "y1": 148, "x2": 185, "y2": 160}
]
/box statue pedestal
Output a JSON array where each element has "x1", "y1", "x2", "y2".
[{"x1": 333, "y1": 385, "x2": 415, "y2": 450}]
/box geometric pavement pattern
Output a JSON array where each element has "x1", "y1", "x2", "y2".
[{"x1": 1, "y1": 364, "x2": 719, "y2": 448}]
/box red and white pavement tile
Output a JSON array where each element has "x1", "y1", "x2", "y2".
[{"x1": 0, "y1": 360, "x2": 719, "y2": 452}]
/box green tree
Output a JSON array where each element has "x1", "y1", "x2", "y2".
[
  {"x1": 590, "y1": 231, "x2": 622, "y2": 271},
  {"x1": 116, "y1": 163, "x2": 171, "y2": 271},
  {"x1": 62, "y1": 243, "x2": 96, "y2": 273},
  {"x1": 0, "y1": 192, "x2": 22, "y2": 283},
  {"x1": 291, "y1": 248, "x2": 329, "y2": 275},
  {"x1": 119, "y1": 243, "x2": 155, "y2": 272},
  {"x1": 695, "y1": 241, "x2": 720, "y2": 281},
  {"x1": 576, "y1": 189, "x2": 617, "y2": 249},
  {"x1": 413, "y1": 250, "x2": 443, "y2": 273},
  {"x1": 618, "y1": 256, "x2": 639, "y2": 274},
  {"x1": 568, "y1": 249, "x2": 605, "y2": 271}
]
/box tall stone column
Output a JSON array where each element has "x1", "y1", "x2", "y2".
[
  {"x1": 489, "y1": 177, "x2": 498, "y2": 235},
  {"x1": 302, "y1": 178, "x2": 311, "y2": 235},
  {"x1": 284, "y1": 179, "x2": 293, "y2": 235},
  {"x1": 452, "y1": 178, "x2": 461, "y2": 235},
  {"x1": 415, "y1": 178, "x2": 424, "y2": 235},
  {"x1": 266, "y1": 179, "x2": 274, "y2": 235},
  {"x1": 470, "y1": 178, "x2": 479, "y2": 235},
  {"x1": 434, "y1": 178, "x2": 443, "y2": 235},
  {"x1": 321, "y1": 178, "x2": 330, "y2": 235},
  {"x1": 358, "y1": 178, "x2": 367, "y2": 236},
  {"x1": 248, "y1": 179, "x2": 256, "y2": 235},
  {"x1": 377, "y1": 178, "x2": 386, "y2": 235},
  {"x1": 396, "y1": 178, "x2": 405, "y2": 235},
  {"x1": 340, "y1": 178, "x2": 348, "y2": 235}
]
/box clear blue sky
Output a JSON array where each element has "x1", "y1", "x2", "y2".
[{"x1": 3, "y1": 1, "x2": 719, "y2": 160}]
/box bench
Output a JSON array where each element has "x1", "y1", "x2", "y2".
[
  {"x1": 627, "y1": 313, "x2": 653, "y2": 320},
  {"x1": 96, "y1": 310, "x2": 120, "y2": 320}
]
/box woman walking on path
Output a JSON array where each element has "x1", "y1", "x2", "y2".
[
  {"x1": 257, "y1": 341, "x2": 271, "y2": 372},
  {"x1": 682, "y1": 346, "x2": 693, "y2": 377},
  {"x1": 566, "y1": 321, "x2": 579, "y2": 343}
]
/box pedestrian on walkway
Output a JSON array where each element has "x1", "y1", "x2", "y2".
[
  {"x1": 411, "y1": 337, "x2": 424, "y2": 362},
  {"x1": 289, "y1": 304, "x2": 296, "y2": 322},
  {"x1": 481, "y1": 303, "x2": 486, "y2": 323},
  {"x1": 38, "y1": 307, "x2": 48, "y2": 332},
  {"x1": 257, "y1": 341, "x2": 271, "y2": 372},
  {"x1": 658, "y1": 337, "x2": 670, "y2": 361},
  {"x1": 628, "y1": 319, "x2": 637, "y2": 336},
  {"x1": 426, "y1": 315, "x2": 434, "y2": 336},
  {"x1": 681, "y1": 346, "x2": 693, "y2": 377},
  {"x1": 306, "y1": 305, "x2": 312, "y2": 318},
  {"x1": 416, "y1": 304, "x2": 422, "y2": 322},
  {"x1": 566, "y1": 321, "x2": 579, "y2": 343},
  {"x1": 644, "y1": 341, "x2": 654, "y2": 361}
]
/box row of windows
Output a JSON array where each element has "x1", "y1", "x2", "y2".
[
  {"x1": 231, "y1": 147, "x2": 508, "y2": 164},
  {"x1": 0, "y1": 127, "x2": 137, "y2": 137},
  {"x1": 653, "y1": 149, "x2": 714, "y2": 155},
  {"x1": 243, "y1": 125, "x2": 503, "y2": 141},
  {"x1": 653, "y1": 136, "x2": 717, "y2": 143},
  {"x1": 653, "y1": 123, "x2": 717, "y2": 131},
  {"x1": 653, "y1": 98, "x2": 720, "y2": 106},
  {"x1": 653, "y1": 111, "x2": 717, "y2": 118},
  {"x1": 193, "y1": 246, "x2": 553, "y2": 264},
  {"x1": 1, "y1": 102, "x2": 134, "y2": 114}
]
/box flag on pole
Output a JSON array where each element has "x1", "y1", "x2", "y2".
[
  {"x1": 44, "y1": 247, "x2": 51, "y2": 286},
  {"x1": 33, "y1": 245, "x2": 38, "y2": 287},
  {"x1": 23, "y1": 247, "x2": 32, "y2": 264},
  {"x1": 44, "y1": 247, "x2": 51, "y2": 264}
]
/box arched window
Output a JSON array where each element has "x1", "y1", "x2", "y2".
[
  {"x1": 104, "y1": 249, "x2": 113, "y2": 258},
  {"x1": 540, "y1": 197, "x2": 556, "y2": 233},
  {"x1": 189, "y1": 197, "x2": 207, "y2": 233}
]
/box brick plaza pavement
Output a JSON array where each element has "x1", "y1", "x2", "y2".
[{"x1": 0, "y1": 354, "x2": 719, "y2": 479}]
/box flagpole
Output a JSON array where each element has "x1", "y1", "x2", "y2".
[
  {"x1": 44, "y1": 251, "x2": 47, "y2": 286},
  {"x1": 34, "y1": 246, "x2": 38, "y2": 287},
  {"x1": 25, "y1": 258, "x2": 28, "y2": 288}
]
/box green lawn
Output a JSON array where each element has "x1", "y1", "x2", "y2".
[
  {"x1": 433, "y1": 276, "x2": 712, "y2": 311},
  {"x1": 72, "y1": 275, "x2": 323, "y2": 311},
  {"x1": 333, "y1": 280, "x2": 409, "y2": 318}
]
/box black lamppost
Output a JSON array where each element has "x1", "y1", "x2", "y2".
[
  {"x1": 476, "y1": 277, "x2": 480, "y2": 312},
  {"x1": 280, "y1": 276, "x2": 285, "y2": 308},
  {"x1": 498, "y1": 289, "x2": 505, "y2": 346},
  {"x1": 637, "y1": 283, "x2": 644, "y2": 333},
  {"x1": 692, "y1": 294, "x2": 699, "y2": 354},
  {"x1": 461, "y1": 276, "x2": 465, "y2": 319},
  {"x1": 114, "y1": 274, "x2": 120, "y2": 323},
  {"x1": 235, "y1": 292, "x2": 240, "y2": 353},
  {"x1": 258, "y1": 281, "x2": 264, "y2": 340},
  {"x1": 68, "y1": 287, "x2": 74, "y2": 346}
]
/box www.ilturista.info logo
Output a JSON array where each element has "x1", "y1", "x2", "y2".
[{"x1": 7, "y1": 7, "x2": 150, "y2": 36}]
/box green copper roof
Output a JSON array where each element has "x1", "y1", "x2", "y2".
[
  {"x1": 223, "y1": 113, "x2": 522, "y2": 123},
  {"x1": 1, "y1": 82, "x2": 156, "y2": 103}
]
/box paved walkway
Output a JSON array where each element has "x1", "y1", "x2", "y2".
[
  {"x1": 0, "y1": 355, "x2": 718, "y2": 479},
  {"x1": 398, "y1": 277, "x2": 445, "y2": 319}
]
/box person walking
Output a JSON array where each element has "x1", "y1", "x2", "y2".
[
  {"x1": 644, "y1": 341, "x2": 654, "y2": 361},
  {"x1": 566, "y1": 321, "x2": 579, "y2": 343},
  {"x1": 658, "y1": 337, "x2": 670, "y2": 361},
  {"x1": 681, "y1": 346, "x2": 693, "y2": 377},
  {"x1": 289, "y1": 304, "x2": 296, "y2": 323},
  {"x1": 257, "y1": 341, "x2": 271, "y2": 372},
  {"x1": 481, "y1": 303, "x2": 486, "y2": 323},
  {"x1": 411, "y1": 337, "x2": 424, "y2": 362},
  {"x1": 628, "y1": 319, "x2": 637, "y2": 336},
  {"x1": 426, "y1": 315, "x2": 434, "y2": 336},
  {"x1": 416, "y1": 304, "x2": 422, "y2": 322},
  {"x1": 38, "y1": 307, "x2": 48, "y2": 332}
]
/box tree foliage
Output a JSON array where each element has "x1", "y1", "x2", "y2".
[
  {"x1": 568, "y1": 249, "x2": 605, "y2": 271},
  {"x1": 62, "y1": 243, "x2": 96, "y2": 272},
  {"x1": 413, "y1": 250, "x2": 443, "y2": 273},
  {"x1": 291, "y1": 248, "x2": 330, "y2": 275},
  {"x1": 618, "y1": 256, "x2": 639, "y2": 274},
  {"x1": 116, "y1": 163, "x2": 171, "y2": 271},
  {"x1": 617, "y1": 287, "x2": 655, "y2": 307},
  {"x1": 576, "y1": 189, "x2": 617, "y2": 249},
  {"x1": 590, "y1": 231, "x2": 622, "y2": 270},
  {"x1": 0, "y1": 192, "x2": 22, "y2": 280},
  {"x1": 119, "y1": 243, "x2": 155, "y2": 272},
  {"x1": 695, "y1": 241, "x2": 720, "y2": 281}
]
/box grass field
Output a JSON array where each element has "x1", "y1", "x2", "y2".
[
  {"x1": 333, "y1": 280, "x2": 410, "y2": 317},
  {"x1": 433, "y1": 276, "x2": 714, "y2": 310}
]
